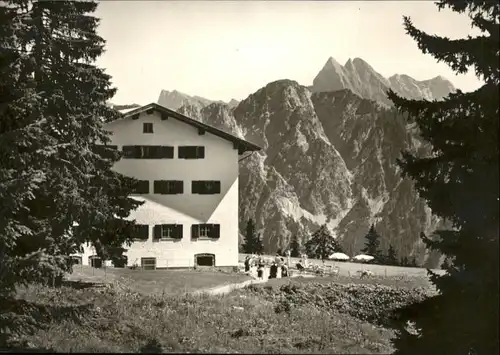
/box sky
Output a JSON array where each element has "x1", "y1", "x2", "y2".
[{"x1": 95, "y1": 1, "x2": 485, "y2": 106}]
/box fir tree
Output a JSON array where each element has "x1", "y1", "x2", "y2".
[
  {"x1": 386, "y1": 244, "x2": 399, "y2": 266},
  {"x1": 290, "y1": 234, "x2": 300, "y2": 257},
  {"x1": 242, "y1": 218, "x2": 258, "y2": 254},
  {"x1": 388, "y1": 1, "x2": 499, "y2": 353},
  {"x1": 0, "y1": 0, "x2": 143, "y2": 295},
  {"x1": 400, "y1": 256, "x2": 409, "y2": 267},
  {"x1": 305, "y1": 224, "x2": 342, "y2": 262},
  {"x1": 361, "y1": 224, "x2": 383, "y2": 262}
]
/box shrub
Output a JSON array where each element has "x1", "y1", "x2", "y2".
[{"x1": 244, "y1": 281, "x2": 431, "y2": 326}]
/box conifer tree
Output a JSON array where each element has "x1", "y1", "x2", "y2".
[
  {"x1": 305, "y1": 224, "x2": 341, "y2": 262},
  {"x1": 361, "y1": 224, "x2": 383, "y2": 262},
  {"x1": 290, "y1": 234, "x2": 300, "y2": 257},
  {"x1": 0, "y1": 0, "x2": 143, "y2": 295},
  {"x1": 242, "y1": 218, "x2": 258, "y2": 254},
  {"x1": 386, "y1": 244, "x2": 399, "y2": 266},
  {"x1": 388, "y1": 1, "x2": 499, "y2": 353}
]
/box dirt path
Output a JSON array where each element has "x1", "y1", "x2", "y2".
[{"x1": 192, "y1": 273, "x2": 317, "y2": 296}]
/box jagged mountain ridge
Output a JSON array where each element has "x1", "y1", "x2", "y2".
[
  {"x1": 310, "y1": 57, "x2": 455, "y2": 106},
  {"x1": 158, "y1": 89, "x2": 239, "y2": 111},
  {"x1": 176, "y1": 78, "x2": 448, "y2": 268}
]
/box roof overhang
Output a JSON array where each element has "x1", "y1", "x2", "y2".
[{"x1": 113, "y1": 103, "x2": 261, "y2": 154}]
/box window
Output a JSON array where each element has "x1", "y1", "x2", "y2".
[
  {"x1": 154, "y1": 180, "x2": 183, "y2": 194},
  {"x1": 178, "y1": 146, "x2": 205, "y2": 159},
  {"x1": 195, "y1": 253, "x2": 215, "y2": 267},
  {"x1": 133, "y1": 224, "x2": 149, "y2": 241},
  {"x1": 141, "y1": 257, "x2": 156, "y2": 270},
  {"x1": 143, "y1": 123, "x2": 153, "y2": 133},
  {"x1": 132, "y1": 180, "x2": 149, "y2": 194},
  {"x1": 192, "y1": 180, "x2": 221, "y2": 194},
  {"x1": 122, "y1": 145, "x2": 173, "y2": 159},
  {"x1": 153, "y1": 224, "x2": 183, "y2": 240},
  {"x1": 191, "y1": 224, "x2": 220, "y2": 239}
]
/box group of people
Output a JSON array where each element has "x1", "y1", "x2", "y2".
[{"x1": 244, "y1": 254, "x2": 289, "y2": 280}]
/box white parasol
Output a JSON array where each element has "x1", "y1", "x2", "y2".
[
  {"x1": 328, "y1": 252, "x2": 350, "y2": 261},
  {"x1": 353, "y1": 254, "x2": 375, "y2": 262}
]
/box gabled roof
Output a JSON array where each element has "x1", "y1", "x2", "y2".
[{"x1": 114, "y1": 103, "x2": 261, "y2": 154}]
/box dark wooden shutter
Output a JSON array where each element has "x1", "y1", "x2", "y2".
[
  {"x1": 154, "y1": 180, "x2": 166, "y2": 194},
  {"x1": 197, "y1": 146, "x2": 205, "y2": 158},
  {"x1": 160, "y1": 146, "x2": 173, "y2": 159},
  {"x1": 134, "y1": 146, "x2": 142, "y2": 158},
  {"x1": 214, "y1": 181, "x2": 221, "y2": 194},
  {"x1": 170, "y1": 224, "x2": 177, "y2": 239},
  {"x1": 153, "y1": 225, "x2": 161, "y2": 240},
  {"x1": 150, "y1": 146, "x2": 158, "y2": 158},
  {"x1": 174, "y1": 224, "x2": 183, "y2": 239},
  {"x1": 140, "y1": 225, "x2": 149, "y2": 240},
  {"x1": 176, "y1": 181, "x2": 183, "y2": 194},
  {"x1": 191, "y1": 181, "x2": 198, "y2": 194},
  {"x1": 191, "y1": 225, "x2": 199, "y2": 239},
  {"x1": 178, "y1": 146, "x2": 185, "y2": 159},
  {"x1": 210, "y1": 224, "x2": 220, "y2": 239}
]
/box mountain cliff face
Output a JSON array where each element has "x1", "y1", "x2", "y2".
[
  {"x1": 175, "y1": 81, "x2": 449, "y2": 267},
  {"x1": 311, "y1": 57, "x2": 455, "y2": 106},
  {"x1": 168, "y1": 57, "x2": 454, "y2": 268},
  {"x1": 158, "y1": 89, "x2": 239, "y2": 110}
]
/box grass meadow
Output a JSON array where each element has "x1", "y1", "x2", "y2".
[{"x1": 1, "y1": 256, "x2": 439, "y2": 353}]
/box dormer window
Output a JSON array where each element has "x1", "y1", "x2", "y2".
[{"x1": 143, "y1": 123, "x2": 153, "y2": 134}]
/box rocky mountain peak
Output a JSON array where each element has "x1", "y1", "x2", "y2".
[
  {"x1": 228, "y1": 99, "x2": 240, "y2": 108},
  {"x1": 312, "y1": 56, "x2": 455, "y2": 106},
  {"x1": 234, "y1": 79, "x2": 316, "y2": 152},
  {"x1": 326, "y1": 56, "x2": 344, "y2": 70},
  {"x1": 158, "y1": 90, "x2": 236, "y2": 111},
  {"x1": 350, "y1": 57, "x2": 373, "y2": 70},
  {"x1": 313, "y1": 58, "x2": 352, "y2": 94}
]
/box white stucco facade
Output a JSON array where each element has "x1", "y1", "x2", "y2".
[{"x1": 73, "y1": 104, "x2": 259, "y2": 268}]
